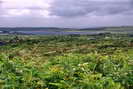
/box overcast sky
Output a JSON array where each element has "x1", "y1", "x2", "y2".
[{"x1": 0, "y1": 0, "x2": 133, "y2": 28}]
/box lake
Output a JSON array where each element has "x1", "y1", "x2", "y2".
[{"x1": 18, "y1": 31, "x2": 108, "y2": 35}]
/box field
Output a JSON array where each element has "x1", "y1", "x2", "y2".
[{"x1": 0, "y1": 33, "x2": 133, "y2": 89}]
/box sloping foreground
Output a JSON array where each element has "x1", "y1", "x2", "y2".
[
  {"x1": 0, "y1": 52, "x2": 132, "y2": 89},
  {"x1": 0, "y1": 35, "x2": 132, "y2": 89}
]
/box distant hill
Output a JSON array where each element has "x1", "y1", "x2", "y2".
[
  {"x1": 79, "y1": 26, "x2": 133, "y2": 31},
  {"x1": 0, "y1": 26, "x2": 133, "y2": 31},
  {"x1": 0, "y1": 27, "x2": 72, "y2": 31}
]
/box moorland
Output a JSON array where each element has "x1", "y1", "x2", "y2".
[{"x1": 0, "y1": 27, "x2": 133, "y2": 89}]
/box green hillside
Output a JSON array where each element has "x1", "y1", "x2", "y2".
[{"x1": 0, "y1": 34, "x2": 132, "y2": 89}]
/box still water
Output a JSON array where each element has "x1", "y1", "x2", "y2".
[{"x1": 18, "y1": 31, "x2": 107, "y2": 35}]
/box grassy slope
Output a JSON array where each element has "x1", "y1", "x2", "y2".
[{"x1": 0, "y1": 34, "x2": 133, "y2": 89}]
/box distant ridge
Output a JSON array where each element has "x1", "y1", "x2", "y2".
[
  {"x1": 0, "y1": 26, "x2": 133, "y2": 31},
  {"x1": 0, "y1": 27, "x2": 71, "y2": 31}
]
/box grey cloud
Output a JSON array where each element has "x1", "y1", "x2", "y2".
[
  {"x1": 0, "y1": 0, "x2": 3, "y2": 7},
  {"x1": 27, "y1": 6, "x2": 45, "y2": 10},
  {"x1": 0, "y1": 0, "x2": 3, "y2": 4},
  {"x1": 49, "y1": 0, "x2": 133, "y2": 17},
  {"x1": 3, "y1": 7, "x2": 46, "y2": 10},
  {"x1": 49, "y1": 0, "x2": 97, "y2": 17},
  {"x1": 0, "y1": 0, "x2": 4, "y2": 15},
  {"x1": 0, "y1": 0, "x2": 133, "y2": 27}
]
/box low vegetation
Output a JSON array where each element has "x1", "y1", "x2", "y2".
[{"x1": 0, "y1": 34, "x2": 132, "y2": 89}]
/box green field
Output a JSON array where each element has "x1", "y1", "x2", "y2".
[{"x1": 0, "y1": 34, "x2": 133, "y2": 89}]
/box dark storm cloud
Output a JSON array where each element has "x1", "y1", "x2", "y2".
[
  {"x1": 131, "y1": 0, "x2": 133, "y2": 6},
  {"x1": 49, "y1": 0, "x2": 133, "y2": 17},
  {"x1": 49, "y1": 0, "x2": 98, "y2": 17}
]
